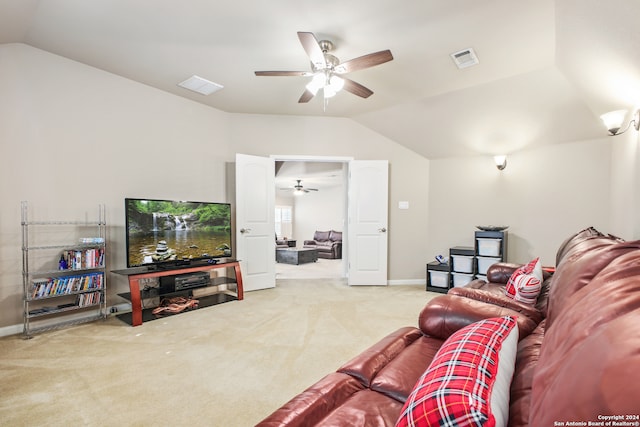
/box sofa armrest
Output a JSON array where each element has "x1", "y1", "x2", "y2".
[
  {"x1": 486, "y1": 262, "x2": 555, "y2": 284},
  {"x1": 303, "y1": 240, "x2": 317, "y2": 246},
  {"x1": 337, "y1": 327, "x2": 422, "y2": 387},
  {"x1": 448, "y1": 286, "x2": 544, "y2": 325},
  {"x1": 486, "y1": 262, "x2": 522, "y2": 284},
  {"x1": 255, "y1": 372, "x2": 364, "y2": 427},
  {"x1": 418, "y1": 294, "x2": 538, "y2": 340}
]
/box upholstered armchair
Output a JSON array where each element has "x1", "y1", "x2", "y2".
[{"x1": 275, "y1": 234, "x2": 289, "y2": 249}]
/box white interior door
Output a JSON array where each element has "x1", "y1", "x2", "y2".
[
  {"x1": 347, "y1": 160, "x2": 389, "y2": 286},
  {"x1": 235, "y1": 153, "x2": 276, "y2": 291}
]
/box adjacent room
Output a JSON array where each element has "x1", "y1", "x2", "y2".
[
  {"x1": 274, "y1": 160, "x2": 346, "y2": 279},
  {"x1": 0, "y1": 1, "x2": 639, "y2": 425}
]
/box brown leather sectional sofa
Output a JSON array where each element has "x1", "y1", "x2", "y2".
[{"x1": 257, "y1": 227, "x2": 640, "y2": 426}]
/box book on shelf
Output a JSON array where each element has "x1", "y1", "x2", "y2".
[
  {"x1": 76, "y1": 291, "x2": 102, "y2": 307},
  {"x1": 31, "y1": 272, "x2": 104, "y2": 299},
  {"x1": 61, "y1": 247, "x2": 105, "y2": 270}
]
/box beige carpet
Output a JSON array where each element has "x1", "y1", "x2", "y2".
[
  {"x1": 275, "y1": 257, "x2": 344, "y2": 279},
  {"x1": 0, "y1": 279, "x2": 437, "y2": 427}
]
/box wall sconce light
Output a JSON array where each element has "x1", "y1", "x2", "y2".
[
  {"x1": 600, "y1": 109, "x2": 640, "y2": 136},
  {"x1": 494, "y1": 155, "x2": 507, "y2": 171}
]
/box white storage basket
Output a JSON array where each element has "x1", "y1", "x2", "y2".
[
  {"x1": 452, "y1": 272, "x2": 474, "y2": 288},
  {"x1": 451, "y1": 255, "x2": 474, "y2": 273},
  {"x1": 429, "y1": 271, "x2": 449, "y2": 288},
  {"x1": 477, "y1": 256, "x2": 501, "y2": 275},
  {"x1": 477, "y1": 238, "x2": 501, "y2": 257}
]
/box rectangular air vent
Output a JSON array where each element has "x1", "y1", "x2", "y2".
[
  {"x1": 178, "y1": 75, "x2": 224, "y2": 95},
  {"x1": 450, "y1": 48, "x2": 479, "y2": 69}
]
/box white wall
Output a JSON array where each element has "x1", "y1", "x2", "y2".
[
  {"x1": 228, "y1": 113, "x2": 432, "y2": 282},
  {"x1": 609, "y1": 130, "x2": 640, "y2": 239},
  {"x1": 0, "y1": 43, "x2": 233, "y2": 330},
  {"x1": 294, "y1": 185, "x2": 346, "y2": 245},
  {"x1": 427, "y1": 138, "x2": 613, "y2": 266}
]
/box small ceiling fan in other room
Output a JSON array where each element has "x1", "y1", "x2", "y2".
[
  {"x1": 255, "y1": 31, "x2": 393, "y2": 105},
  {"x1": 280, "y1": 180, "x2": 319, "y2": 195}
]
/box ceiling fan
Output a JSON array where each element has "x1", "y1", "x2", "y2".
[
  {"x1": 255, "y1": 32, "x2": 393, "y2": 104},
  {"x1": 280, "y1": 179, "x2": 319, "y2": 194}
]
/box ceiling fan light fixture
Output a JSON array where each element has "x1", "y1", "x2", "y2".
[
  {"x1": 324, "y1": 85, "x2": 338, "y2": 98},
  {"x1": 256, "y1": 32, "x2": 393, "y2": 107},
  {"x1": 306, "y1": 73, "x2": 325, "y2": 95},
  {"x1": 329, "y1": 75, "x2": 344, "y2": 92}
]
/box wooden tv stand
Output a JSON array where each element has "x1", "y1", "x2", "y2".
[{"x1": 112, "y1": 260, "x2": 243, "y2": 326}]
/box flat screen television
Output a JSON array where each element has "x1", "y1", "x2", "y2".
[{"x1": 125, "y1": 198, "x2": 232, "y2": 268}]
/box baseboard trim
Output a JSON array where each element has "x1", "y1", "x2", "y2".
[
  {"x1": 0, "y1": 324, "x2": 23, "y2": 338},
  {"x1": 0, "y1": 305, "x2": 129, "y2": 338},
  {"x1": 387, "y1": 279, "x2": 425, "y2": 286}
]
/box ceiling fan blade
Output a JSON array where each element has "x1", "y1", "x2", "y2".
[
  {"x1": 307, "y1": 188, "x2": 319, "y2": 191},
  {"x1": 342, "y1": 77, "x2": 374, "y2": 98},
  {"x1": 255, "y1": 71, "x2": 313, "y2": 77},
  {"x1": 297, "y1": 32, "x2": 326, "y2": 69},
  {"x1": 298, "y1": 89, "x2": 315, "y2": 103},
  {"x1": 334, "y1": 50, "x2": 394, "y2": 74}
]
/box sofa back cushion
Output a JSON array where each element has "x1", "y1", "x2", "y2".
[
  {"x1": 554, "y1": 226, "x2": 603, "y2": 265},
  {"x1": 545, "y1": 237, "x2": 628, "y2": 327},
  {"x1": 529, "y1": 240, "x2": 640, "y2": 426},
  {"x1": 554, "y1": 226, "x2": 624, "y2": 266},
  {"x1": 313, "y1": 230, "x2": 331, "y2": 242},
  {"x1": 329, "y1": 230, "x2": 342, "y2": 242}
]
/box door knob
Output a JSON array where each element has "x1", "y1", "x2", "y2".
[
  {"x1": 378, "y1": 227, "x2": 387, "y2": 232},
  {"x1": 240, "y1": 228, "x2": 251, "y2": 234}
]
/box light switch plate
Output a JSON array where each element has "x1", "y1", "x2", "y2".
[{"x1": 398, "y1": 201, "x2": 409, "y2": 209}]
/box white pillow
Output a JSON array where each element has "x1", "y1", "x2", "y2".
[{"x1": 491, "y1": 320, "x2": 519, "y2": 427}]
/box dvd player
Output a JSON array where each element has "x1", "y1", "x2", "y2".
[
  {"x1": 175, "y1": 272, "x2": 210, "y2": 290},
  {"x1": 158, "y1": 271, "x2": 210, "y2": 293}
]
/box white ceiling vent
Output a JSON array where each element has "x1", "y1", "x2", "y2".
[
  {"x1": 450, "y1": 48, "x2": 479, "y2": 69},
  {"x1": 178, "y1": 75, "x2": 224, "y2": 95}
]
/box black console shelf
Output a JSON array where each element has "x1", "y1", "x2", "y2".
[{"x1": 115, "y1": 292, "x2": 237, "y2": 325}]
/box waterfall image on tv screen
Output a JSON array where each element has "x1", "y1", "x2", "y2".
[{"x1": 125, "y1": 198, "x2": 232, "y2": 267}]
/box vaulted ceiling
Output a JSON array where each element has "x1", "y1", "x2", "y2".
[{"x1": 1, "y1": 0, "x2": 638, "y2": 159}]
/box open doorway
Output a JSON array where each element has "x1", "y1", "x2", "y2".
[{"x1": 274, "y1": 159, "x2": 348, "y2": 279}]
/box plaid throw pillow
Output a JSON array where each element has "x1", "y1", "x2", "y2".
[
  {"x1": 505, "y1": 257, "x2": 543, "y2": 305},
  {"x1": 395, "y1": 316, "x2": 518, "y2": 427}
]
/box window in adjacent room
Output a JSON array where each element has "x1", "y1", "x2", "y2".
[{"x1": 275, "y1": 205, "x2": 293, "y2": 239}]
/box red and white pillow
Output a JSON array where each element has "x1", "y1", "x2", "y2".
[
  {"x1": 504, "y1": 257, "x2": 543, "y2": 306},
  {"x1": 395, "y1": 316, "x2": 518, "y2": 427}
]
